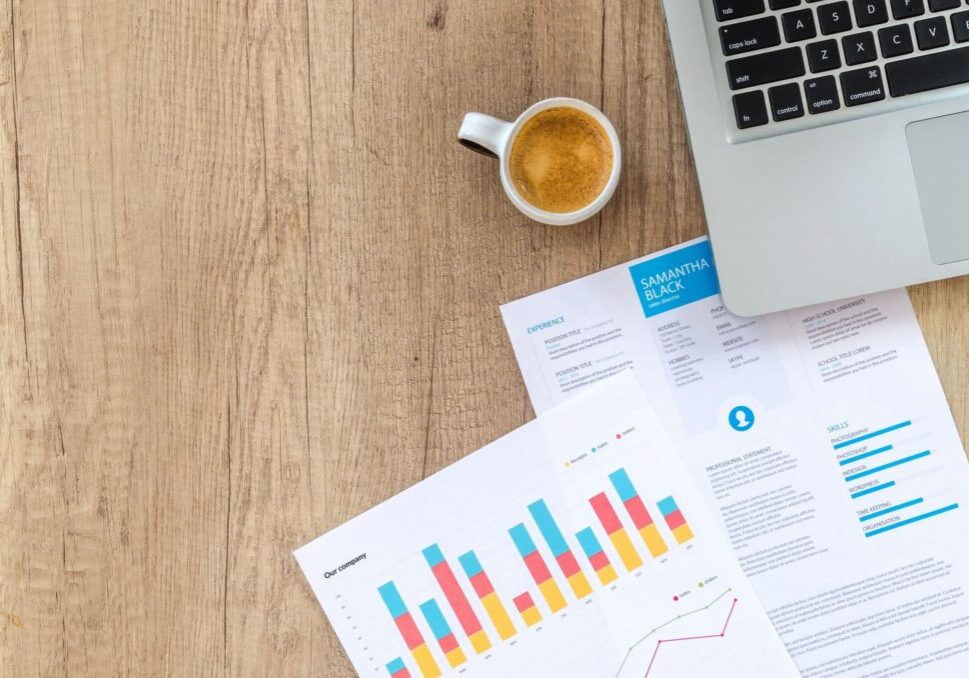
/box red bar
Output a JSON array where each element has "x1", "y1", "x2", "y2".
[
  {"x1": 513, "y1": 592, "x2": 535, "y2": 613},
  {"x1": 394, "y1": 612, "x2": 425, "y2": 650},
  {"x1": 430, "y1": 561, "x2": 484, "y2": 635},
  {"x1": 590, "y1": 493, "x2": 623, "y2": 534},
  {"x1": 665, "y1": 509, "x2": 687, "y2": 530},
  {"x1": 523, "y1": 551, "x2": 553, "y2": 583},
  {"x1": 555, "y1": 551, "x2": 581, "y2": 578},
  {"x1": 391, "y1": 669, "x2": 410, "y2": 678},
  {"x1": 624, "y1": 496, "x2": 655, "y2": 530},
  {"x1": 468, "y1": 571, "x2": 495, "y2": 598},
  {"x1": 440, "y1": 633, "x2": 460, "y2": 653},
  {"x1": 589, "y1": 551, "x2": 610, "y2": 571}
]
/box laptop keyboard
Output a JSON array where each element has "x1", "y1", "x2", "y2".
[{"x1": 713, "y1": 0, "x2": 969, "y2": 131}]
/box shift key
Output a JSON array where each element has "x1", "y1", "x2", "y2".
[{"x1": 726, "y1": 47, "x2": 806, "y2": 90}]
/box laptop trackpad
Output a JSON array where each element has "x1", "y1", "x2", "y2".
[{"x1": 907, "y1": 112, "x2": 969, "y2": 266}]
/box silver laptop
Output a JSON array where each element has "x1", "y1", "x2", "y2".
[{"x1": 663, "y1": 0, "x2": 969, "y2": 316}]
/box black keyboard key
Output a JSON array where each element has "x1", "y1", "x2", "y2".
[
  {"x1": 783, "y1": 9, "x2": 818, "y2": 40},
  {"x1": 916, "y1": 16, "x2": 950, "y2": 48},
  {"x1": 726, "y1": 47, "x2": 806, "y2": 89},
  {"x1": 818, "y1": 2, "x2": 853, "y2": 33},
  {"x1": 891, "y1": 0, "x2": 926, "y2": 17},
  {"x1": 805, "y1": 75, "x2": 842, "y2": 112},
  {"x1": 928, "y1": 0, "x2": 960, "y2": 10},
  {"x1": 768, "y1": 83, "x2": 806, "y2": 119},
  {"x1": 879, "y1": 24, "x2": 915, "y2": 55},
  {"x1": 720, "y1": 17, "x2": 782, "y2": 55},
  {"x1": 807, "y1": 39, "x2": 844, "y2": 70},
  {"x1": 886, "y1": 44, "x2": 969, "y2": 95},
  {"x1": 715, "y1": 0, "x2": 766, "y2": 21},
  {"x1": 770, "y1": 0, "x2": 801, "y2": 8},
  {"x1": 733, "y1": 90, "x2": 769, "y2": 128},
  {"x1": 843, "y1": 32, "x2": 878, "y2": 63},
  {"x1": 954, "y1": 11, "x2": 969, "y2": 41},
  {"x1": 841, "y1": 66, "x2": 887, "y2": 105},
  {"x1": 855, "y1": 0, "x2": 890, "y2": 25}
]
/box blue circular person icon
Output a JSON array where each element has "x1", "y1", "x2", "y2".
[{"x1": 728, "y1": 405, "x2": 755, "y2": 432}]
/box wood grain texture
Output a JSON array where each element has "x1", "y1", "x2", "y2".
[{"x1": 0, "y1": 1, "x2": 965, "y2": 676}]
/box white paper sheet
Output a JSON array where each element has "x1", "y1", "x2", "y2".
[
  {"x1": 295, "y1": 374, "x2": 798, "y2": 678},
  {"x1": 501, "y1": 237, "x2": 969, "y2": 676}
]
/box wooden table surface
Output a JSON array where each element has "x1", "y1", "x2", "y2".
[{"x1": 2, "y1": 2, "x2": 967, "y2": 675}]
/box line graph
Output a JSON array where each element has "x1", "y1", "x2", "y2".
[{"x1": 614, "y1": 589, "x2": 738, "y2": 678}]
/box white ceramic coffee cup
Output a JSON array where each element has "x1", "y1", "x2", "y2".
[{"x1": 458, "y1": 97, "x2": 621, "y2": 226}]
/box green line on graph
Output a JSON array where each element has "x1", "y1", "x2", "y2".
[{"x1": 613, "y1": 588, "x2": 733, "y2": 678}]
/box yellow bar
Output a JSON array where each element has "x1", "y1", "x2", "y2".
[
  {"x1": 567, "y1": 571, "x2": 593, "y2": 599},
  {"x1": 481, "y1": 592, "x2": 516, "y2": 640},
  {"x1": 444, "y1": 647, "x2": 466, "y2": 668},
  {"x1": 608, "y1": 529, "x2": 644, "y2": 571},
  {"x1": 411, "y1": 644, "x2": 442, "y2": 678},
  {"x1": 538, "y1": 578, "x2": 567, "y2": 613},
  {"x1": 595, "y1": 563, "x2": 618, "y2": 585},
  {"x1": 468, "y1": 629, "x2": 492, "y2": 654},
  {"x1": 521, "y1": 605, "x2": 542, "y2": 627},
  {"x1": 672, "y1": 523, "x2": 694, "y2": 544},
  {"x1": 639, "y1": 523, "x2": 669, "y2": 558}
]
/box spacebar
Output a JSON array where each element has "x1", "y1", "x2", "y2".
[{"x1": 886, "y1": 46, "x2": 969, "y2": 97}]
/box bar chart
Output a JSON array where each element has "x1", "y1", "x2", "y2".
[
  {"x1": 297, "y1": 380, "x2": 797, "y2": 678},
  {"x1": 373, "y1": 467, "x2": 700, "y2": 677}
]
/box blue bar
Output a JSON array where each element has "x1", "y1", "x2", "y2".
[
  {"x1": 657, "y1": 496, "x2": 679, "y2": 516},
  {"x1": 575, "y1": 527, "x2": 603, "y2": 557},
  {"x1": 609, "y1": 468, "x2": 638, "y2": 502},
  {"x1": 386, "y1": 658, "x2": 406, "y2": 674},
  {"x1": 864, "y1": 504, "x2": 960, "y2": 537},
  {"x1": 839, "y1": 444, "x2": 893, "y2": 466},
  {"x1": 851, "y1": 481, "x2": 896, "y2": 499},
  {"x1": 509, "y1": 523, "x2": 537, "y2": 556},
  {"x1": 421, "y1": 543, "x2": 445, "y2": 567},
  {"x1": 457, "y1": 551, "x2": 483, "y2": 578},
  {"x1": 859, "y1": 498, "x2": 924, "y2": 522},
  {"x1": 418, "y1": 599, "x2": 453, "y2": 641},
  {"x1": 527, "y1": 500, "x2": 570, "y2": 557},
  {"x1": 833, "y1": 421, "x2": 911, "y2": 450},
  {"x1": 844, "y1": 450, "x2": 931, "y2": 482},
  {"x1": 378, "y1": 582, "x2": 408, "y2": 618}
]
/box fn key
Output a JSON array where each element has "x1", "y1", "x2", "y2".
[{"x1": 733, "y1": 90, "x2": 769, "y2": 129}]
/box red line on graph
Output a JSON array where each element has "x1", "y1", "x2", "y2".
[{"x1": 643, "y1": 598, "x2": 738, "y2": 678}]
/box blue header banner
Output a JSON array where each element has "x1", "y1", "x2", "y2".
[{"x1": 628, "y1": 240, "x2": 720, "y2": 317}]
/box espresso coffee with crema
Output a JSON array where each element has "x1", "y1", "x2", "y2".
[{"x1": 508, "y1": 107, "x2": 613, "y2": 214}]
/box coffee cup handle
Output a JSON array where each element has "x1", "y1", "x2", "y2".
[{"x1": 457, "y1": 113, "x2": 514, "y2": 159}]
